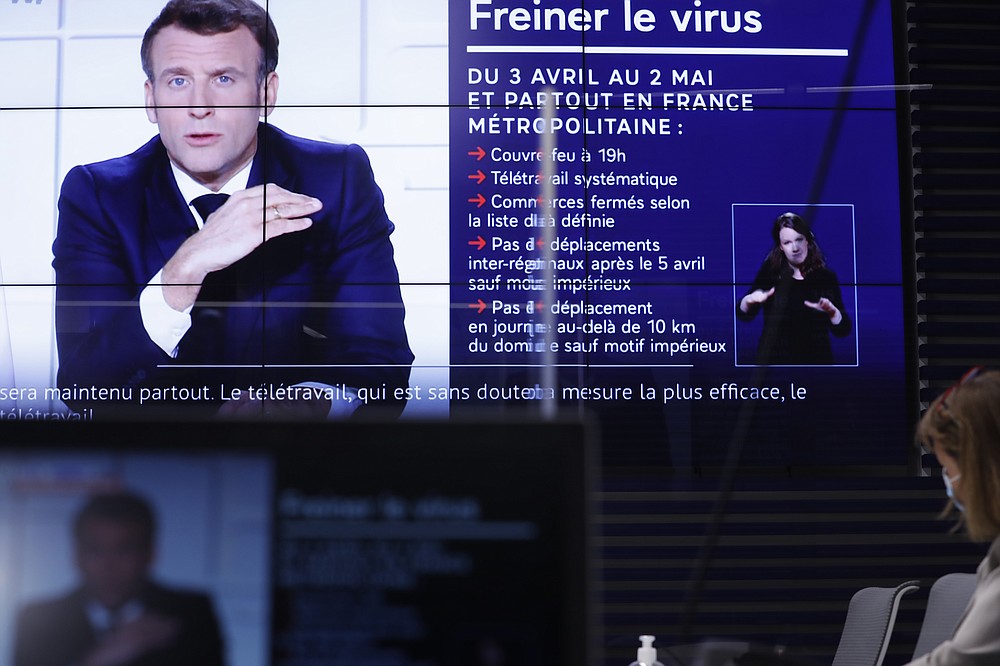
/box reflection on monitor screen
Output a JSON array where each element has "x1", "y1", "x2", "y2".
[{"x1": 0, "y1": 419, "x2": 594, "y2": 666}]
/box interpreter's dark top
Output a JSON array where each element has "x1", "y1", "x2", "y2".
[{"x1": 738, "y1": 264, "x2": 851, "y2": 365}]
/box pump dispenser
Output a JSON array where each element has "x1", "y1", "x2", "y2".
[{"x1": 628, "y1": 635, "x2": 665, "y2": 666}]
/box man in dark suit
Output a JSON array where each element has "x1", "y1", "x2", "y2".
[
  {"x1": 52, "y1": 0, "x2": 413, "y2": 419},
  {"x1": 13, "y1": 491, "x2": 225, "y2": 666}
]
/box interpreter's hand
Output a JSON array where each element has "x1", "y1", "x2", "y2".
[
  {"x1": 740, "y1": 287, "x2": 775, "y2": 313},
  {"x1": 162, "y1": 183, "x2": 322, "y2": 311},
  {"x1": 216, "y1": 394, "x2": 332, "y2": 420},
  {"x1": 804, "y1": 297, "x2": 843, "y2": 325},
  {"x1": 81, "y1": 613, "x2": 179, "y2": 666}
]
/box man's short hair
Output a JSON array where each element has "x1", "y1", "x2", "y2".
[
  {"x1": 73, "y1": 491, "x2": 157, "y2": 551},
  {"x1": 141, "y1": 0, "x2": 279, "y2": 84}
]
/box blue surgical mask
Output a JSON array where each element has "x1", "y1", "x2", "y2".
[{"x1": 942, "y1": 468, "x2": 965, "y2": 513}]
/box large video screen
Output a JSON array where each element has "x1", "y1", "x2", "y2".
[{"x1": 0, "y1": 0, "x2": 912, "y2": 467}]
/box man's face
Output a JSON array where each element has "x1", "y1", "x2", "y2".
[
  {"x1": 75, "y1": 518, "x2": 153, "y2": 610},
  {"x1": 144, "y1": 24, "x2": 278, "y2": 191}
]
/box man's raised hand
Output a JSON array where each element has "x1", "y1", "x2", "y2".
[{"x1": 162, "y1": 184, "x2": 322, "y2": 311}]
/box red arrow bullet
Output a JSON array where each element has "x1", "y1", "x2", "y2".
[
  {"x1": 468, "y1": 169, "x2": 486, "y2": 185},
  {"x1": 468, "y1": 146, "x2": 486, "y2": 161},
  {"x1": 468, "y1": 236, "x2": 486, "y2": 251},
  {"x1": 468, "y1": 193, "x2": 486, "y2": 208},
  {"x1": 469, "y1": 299, "x2": 487, "y2": 314}
]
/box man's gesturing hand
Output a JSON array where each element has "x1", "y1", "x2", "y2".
[
  {"x1": 162, "y1": 184, "x2": 322, "y2": 311},
  {"x1": 81, "y1": 613, "x2": 179, "y2": 666}
]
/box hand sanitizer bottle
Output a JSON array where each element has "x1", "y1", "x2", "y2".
[{"x1": 629, "y1": 635, "x2": 665, "y2": 666}]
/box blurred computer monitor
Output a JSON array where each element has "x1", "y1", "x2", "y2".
[{"x1": 0, "y1": 418, "x2": 595, "y2": 666}]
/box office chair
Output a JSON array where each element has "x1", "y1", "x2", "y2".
[
  {"x1": 830, "y1": 580, "x2": 920, "y2": 666},
  {"x1": 910, "y1": 572, "x2": 976, "y2": 660}
]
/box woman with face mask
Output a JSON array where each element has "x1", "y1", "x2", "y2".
[
  {"x1": 908, "y1": 367, "x2": 1000, "y2": 665},
  {"x1": 738, "y1": 212, "x2": 851, "y2": 365}
]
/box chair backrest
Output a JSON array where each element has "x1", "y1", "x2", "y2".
[
  {"x1": 830, "y1": 580, "x2": 920, "y2": 666},
  {"x1": 911, "y1": 572, "x2": 977, "y2": 660}
]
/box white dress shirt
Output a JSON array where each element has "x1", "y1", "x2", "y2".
[
  {"x1": 139, "y1": 160, "x2": 252, "y2": 356},
  {"x1": 135, "y1": 160, "x2": 358, "y2": 417}
]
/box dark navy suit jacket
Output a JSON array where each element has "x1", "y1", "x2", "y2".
[
  {"x1": 13, "y1": 583, "x2": 224, "y2": 666},
  {"x1": 52, "y1": 123, "x2": 412, "y2": 416}
]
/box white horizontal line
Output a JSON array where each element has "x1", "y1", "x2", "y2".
[
  {"x1": 806, "y1": 83, "x2": 934, "y2": 92},
  {"x1": 448, "y1": 363, "x2": 694, "y2": 368},
  {"x1": 159, "y1": 363, "x2": 695, "y2": 369},
  {"x1": 467, "y1": 45, "x2": 849, "y2": 57}
]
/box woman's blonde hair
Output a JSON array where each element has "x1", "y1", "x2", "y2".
[{"x1": 917, "y1": 368, "x2": 1000, "y2": 542}]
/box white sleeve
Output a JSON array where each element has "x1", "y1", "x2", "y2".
[{"x1": 138, "y1": 269, "x2": 193, "y2": 357}]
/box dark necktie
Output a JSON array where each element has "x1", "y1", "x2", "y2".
[
  {"x1": 191, "y1": 193, "x2": 229, "y2": 225},
  {"x1": 179, "y1": 193, "x2": 232, "y2": 362}
]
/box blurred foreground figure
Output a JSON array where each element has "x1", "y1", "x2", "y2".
[{"x1": 13, "y1": 491, "x2": 224, "y2": 666}]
